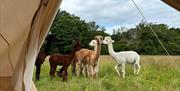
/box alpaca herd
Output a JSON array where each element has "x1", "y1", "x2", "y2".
[{"x1": 35, "y1": 35, "x2": 141, "y2": 82}]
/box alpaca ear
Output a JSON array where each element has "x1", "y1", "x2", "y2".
[{"x1": 111, "y1": 40, "x2": 114, "y2": 43}]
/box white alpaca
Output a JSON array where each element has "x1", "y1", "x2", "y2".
[{"x1": 103, "y1": 36, "x2": 141, "y2": 78}]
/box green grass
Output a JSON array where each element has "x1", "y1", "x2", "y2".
[{"x1": 33, "y1": 55, "x2": 180, "y2": 91}]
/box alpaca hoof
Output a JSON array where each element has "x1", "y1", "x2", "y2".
[{"x1": 63, "y1": 78, "x2": 68, "y2": 82}]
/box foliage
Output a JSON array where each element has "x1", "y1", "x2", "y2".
[
  {"x1": 49, "y1": 10, "x2": 109, "y2": 54},
  {"x1": 44, "y1": 10, "x2": 180, "y2": 55},
  {"x1": 111, "y1": 21, "x2": 180, "y2": 55}
]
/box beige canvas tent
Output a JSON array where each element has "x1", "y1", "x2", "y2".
[
  {"x1": 0, "y1": 0, "x2": 62, "y2": 91},
  {"x1": 0, "y1": 0, "x2": 179, "y2": 91}
]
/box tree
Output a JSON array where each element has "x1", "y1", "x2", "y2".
[
  {"x1": 49, "y1": 10, "x2": 109, "y2": 54},
  {"x1": 43, "y1": 10, "x2": 180, "y2": 55}
]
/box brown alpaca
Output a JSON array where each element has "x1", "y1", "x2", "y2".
[
  {"x1": 49, "y1": 40, "x2": 81, "y2": 81},
  {"x1": 74, "y1": 36, "x2": 103, "y2": 78},
  {"x1": 73, "y1": 49, "x2": 91, "y2": 76}
]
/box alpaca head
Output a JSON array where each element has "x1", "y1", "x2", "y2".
[
  {"x1": 103, "y1": 36, "x2": 114, "y2": 44},
  {"x1": 89, "y1": 39, "x2": 97, "y2": 47},
  {"x1": 46, "y1": 32, "x2": 59, "y2": 42},
  {"x1": 95, "y1": 35, "x2": 103, "y2": 40},
  {"x1": 95, "y1": 35, "x2": 103, "y2": 44},
  {"x1": 73, "y1": 39, "x2": 82, "y2": 51}
]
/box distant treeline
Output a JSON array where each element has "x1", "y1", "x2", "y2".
[{"x1": 41, "y1": 10, "x2": 180, "y2": 55}]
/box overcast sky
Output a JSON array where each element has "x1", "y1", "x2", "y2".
[{"x1": 60, "y1": 0, "x2": 180, "y2": 34}]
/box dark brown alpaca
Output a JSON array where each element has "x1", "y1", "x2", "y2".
[
  {"x1": 35, "y1": 33, "x2": 57, "y2": 81},
  {"x1": 49, "y1": 40, "x2": 81, "y2": 82}
]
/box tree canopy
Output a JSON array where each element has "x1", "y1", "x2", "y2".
[{"x1": 41, "y1": 10, "x2": 180, "y2": 55}]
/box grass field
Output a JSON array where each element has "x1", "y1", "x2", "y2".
[{"x1": 33, "y1": 55, "x2": 180, "y2": 91}]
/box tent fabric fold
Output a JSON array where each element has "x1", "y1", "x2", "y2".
[{"x1": 0, "y1": 0, "x2": 62, "y2": 91}]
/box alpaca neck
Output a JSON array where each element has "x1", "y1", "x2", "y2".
[
  {"x1": 44, "y1": 38, "x2": 52, "y2": 54},
  {"x1": 69, "y1": 43, "x2": 81, "y2": 62},
  {"x1": 94, "y1": 45, "x2": 97, "y2": 51},
  {"x1": 94, "y1": 43, "x2": 101, "y2": 62},
  {"x1": 108, "y1": 43, "x2": 115, "y2": 55},
  {"x1": 69, "y1": 49, "x2": 76, "y2": 62}
]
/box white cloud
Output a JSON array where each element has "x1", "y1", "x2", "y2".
[{"x1": 60, "y1": 0, "x2": 180, "y2": 34}]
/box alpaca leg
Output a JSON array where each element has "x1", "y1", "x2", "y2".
[
  {"x1": 59, "y1": 66, "x2": 64, "y2": 73},
  {"x1": 121, "y1": 64, "x2": 125, "y2": 78},
  {"x1": 93, "y1": 62, "x2": 99, "y2": 79},
  {"x1": 83, "y1": 64, "x2": 87, "y2": 77},
  {"x1": 49, "y1": 64, "x2": 57, "y2": 79},
  {"x1": 93, "y1": 59, "x2": 100, "y2": 78},
  {"x1": 115, "y1": 64, "x2": 120, "y2": 76},
  {"x1": 86, "y1": 65, "x2": 90, "y2": 78},
  {"x1": 76, "y1": 62, "x2": 81, "y2": 77},
  {"x1": 86, "y1": 65, "x2": 93, "y2": 79},
  {"x1": 76, "y1": 64, "x2": 80, "y2": 77},
  {"x1": 57, "y1": 67, "x2": 64, "y2": 77},
  {"x1": 71, "y1": 60, "x2": 76, "y2": 76},
  {"x1": 35, "y1": 64, "x2": 41, "y2": 81},
  {"x1": 90, "y1": 66, "x2": 94, "y2": 79},
  {"x1": 62, "y1": 69, "x2": 68, "y2": 82},
  {"x1": 86, "y1": 65, "x2": 92, "y2": 78},
  {"x1": 135, "y1": 64, "x2": 141, "y2": 75},
  {"x1": 52, "y1": 65, "x2": 57, "y2": 78},
  {"x1": 49, "y1": 65, "x2": 53, "y2": 79},
  {"x1": 133, "y1": 64, "x2": 137, "y2": 75},
  {"x1": 80, "y1": 63, "x2": 83, "y2": 76},
  {"x1": 94, "y1": 64, "x2": 99, "y2": 79},
  {"x1": 79, "y1": 64, "x2": 85, "y2": 76}
]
